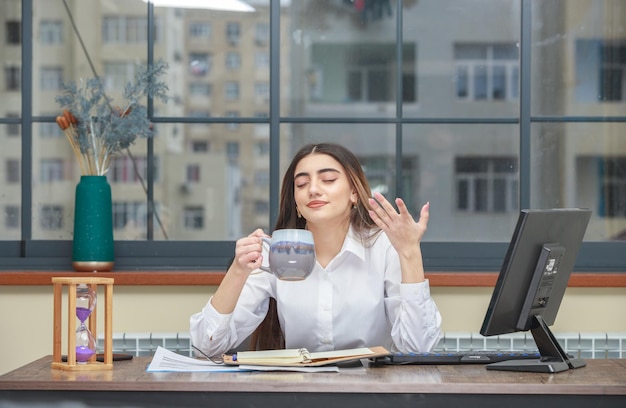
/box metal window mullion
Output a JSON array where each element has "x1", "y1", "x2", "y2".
[
  {"x1": 146, "y1": 0, "x2": 155, "y2": 240},
  {"x1": 395, "y1": 0, "x2": 403, "y2": 198},
  {"x1": 519, "y1": 0, "x2": 532, "y2": 209},
  {"x1": 269, "y1": 0, "x2": 280, "y2": 229}
]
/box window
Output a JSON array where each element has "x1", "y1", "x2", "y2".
[
  {"x1": 40, "y1": 121, "x2": 61, "y2": 138},
  {"x1": 39, "y1": 20, "x2": 63, "y2": 44},
  {"x1": 102, "y1": 16, "x2": 159, "y2": 44},
  {"x1": 255, "y1": 82, "x2": 270, "y2": 102},
  {"x1": 2, "y1": 2, "x2": 625, "y2": 272},
  {"x1": 112, "y1": 201, "x2": 147, "y2": 230},
  {"x1": 103, "y1": 62, "x2": 137, "y2": 90},
  {"x1": 225, "y1": 52, "x2": 241, "y2": 70},
  {"x1": 255, "y1": 52, "x2": 269, "y2": 70},
  {"x1": 599, "y1": 157, "x2": 626, "y2": 217},
  {"x1": 226, "y1": 22, "x2": 240, "y2": 44},
  {"x1": 7, "y1": 113, "x2": 19, "y2": 136},
  {"x1": 255, "y1": 23, "x2": 269, "y2": 45},
  {"x1": 6, "y1": 21, "x2": 20, "y2": 45},
  {"x1": 40, "y1": 205, "x2": 63, "y2": 230},
  {"x1": 39, "y1": 159, "x2": 65, "y2": 183},
  {"x1": 456, "y1": 157, "x2": 518, "y2": 213},
  {"x1": 186, "y1": 164, "x2": 200, "y2": 183},
  {"x1": 191, "y1": 140, "x2": 209, "y2": 152},
  {"x1": 4, "y1": 66, "x2": 20, "y2": 90},
  {"x1": 6, "y1": 159, "x2": 20, "y2": 183},
  {"x1": 189, "y1": 82, "x2": 211, "y2": 97},
  {"x1": 40, "y1": 67, "x2": 63, "y2": 90},
  {"x1": 190, "y1": 53, "x2": 211, "y2": 76},
  {"x1": 189, "y1": 22, "x2": 211, "y2": 39},
  {"x1": 224, "y1": 81, "x2": 239, "y2": 100},
  {"x1": 310, "y1": 43, "x2": 416, "y2": 103},
  {"x1": 4, "y1": 206, "x2": 19, "y2": 229},
  {"x1": 109, "y1": 155, "x2": 154, "y2": 183},
  {"x1": 184, "y1": 207, "x2": 204, "y2": 229},
  {"x1": 225, "y1": 111, "x2": 240, "y2": 130},
  {"x1": 455, "y1": 43, "x2": 519, "y2": 101}
]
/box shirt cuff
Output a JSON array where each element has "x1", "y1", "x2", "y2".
[
  {"x1": 399, "y1": 279, "x2": 432, "y2": 301},
  {"x1": 202, "y1": 296, "x2": 233, "y2": 333}
]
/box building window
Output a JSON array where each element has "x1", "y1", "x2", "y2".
[
  {"x1": 255, "y1": 52, "x2": 269, "y2": 70},
  {"x1": 455, "y1": 43, "x2": 519, "y2": 101},
  {"x1": 254, "y1": 170, "x2": 269, "y2": 187},
  {"x1": 103, "y1": 62, "x2": 137, "y2": 90},
  {"x1": 254, "y1": 200, "x2": 269, "y2": 214},
  {"x1": 456, "y1": 157, "x2": 518, "y2": 213},
  {"x1": 40, "y1": 67, "x2": 63, "y2": 90},
  {"x1": 102, "y1": 16, "x2": 159, "y2": 44},
  {"x1": 109, "y1": 155, "x2": 155, "y2": 183},
  {"x1": 224, "y1": 81, "x2": 239, "y2": 100},
  {"x1": 186, "y1": 164, "x2": 200, "y2": 183},
  {"x1": 255, "y1": 23, "x2": 269, "y2": 46},
  {"x1": 39, "y1": 20, "x2": 64, "y2": 44},
  {"x1": 599, "y1": 157, "x2": 626, "y2": 217},
  {"x1": 225, "y1": 52, "x2": 241, "y2": 70},
  {"x1": 184, "y1": 206, "x2": 204, "y2": 229},
  {"x1": 112, "y1": 201, "x2": 147, "y2": 230},
  {"x1": 226, "y1": 141, "x2": 240, "y2": 162},
  {"x1": 191, "y1": 140, "x2": 209, "y2": 152},
  {"x1": 6, "y1": 21, "x2": 20, "y2": 45},
  {"x1": 7, "y1": 113, "x2": 19, "y2": 136},
  {"x1": 40, "y1": 120, "x2": 61, "y2": 138},
  {"x1": 40, "y1": 205, "x2": 63, "y2": 230},
  {"x1": 189, "y1": 82, "x2": 211, "y2": 97},
  {"x1": 189, "y1": 22, "x2": 211, "y2": 39},
  {"x1": 225, "y1": 111, "x2": 240, "y2": 130},
  {"x1": 4, "y1": 205, "x2": 19, "y2": 229},
  {"x1": 40, "y1": 159, "x2": 65, "y2": 183},
  {"x1": 255, "y1": 82, "x2": 270, "y2": 103},
  {"x1": 226, "y1": 22, "x2": 240, "y2": 45},
  {"x1": 190, "y1": 53, "x2": 211, "y2": 76},
  {"x1": 6, "y1": 159, "x2": 20, "y2": 183},
  {"x1": 4, "y1": 66, "x2": 20, "y2": 90}
]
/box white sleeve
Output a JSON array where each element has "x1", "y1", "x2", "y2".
[{"x1": 189, "y1": 273, "x2": 275, "y2": 357}]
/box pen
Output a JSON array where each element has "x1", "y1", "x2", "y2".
[{"x1": 191, "y1": 344, "x2": 224, "y2": 364}]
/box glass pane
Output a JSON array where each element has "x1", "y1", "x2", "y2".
[
  {"x1": 403, "y1": 124, "x2": 520, "y2": 241},
  {"x1": 286, "y1": 1, "x2": 401, "y2": 118},
  {"x1": 532, "y1": 0, "x2": 626, "y2": 115},
  {"x1": 281, "y1": 122, "x2": 397, "y2": 201},
  {"x1": 0, "y1": 0, "x2": 22, "y2": 114},
  {"x1": 155, "y1": 123, "x2": 270, "y2": 240},
  {"x1": 531, "y1": 122, "x2": 626, "y2": 241},
  {"x1": 404, "y1": 0, "x2": 520, "y2": 118},
  {"x1": 0, "y1": 124, "x2": 21, "y2": 240}
]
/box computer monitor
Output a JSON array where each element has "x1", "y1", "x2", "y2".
[{"x1": 479, "y1": 208, "x2": 592, "y2": 373}]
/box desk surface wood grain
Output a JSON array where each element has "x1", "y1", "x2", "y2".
[{"x1": 1, "y1": 356, "x2": 625, "y2": 396}]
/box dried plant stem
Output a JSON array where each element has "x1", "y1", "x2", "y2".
[{"x1": 63, "y1": 127, "x2": 87, "y2": 175}]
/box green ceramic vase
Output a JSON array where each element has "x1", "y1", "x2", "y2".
[{"x1": 72, "y1": 175, "x2": 115, "y2": 272}]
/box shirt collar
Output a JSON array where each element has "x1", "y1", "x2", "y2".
[{"x1": 341, "y1": 225, "x2": 366, "y2": 262}]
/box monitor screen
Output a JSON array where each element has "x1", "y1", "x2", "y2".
[{"x1": 479, "y1": 208, "x2": 591, "y2": 373}]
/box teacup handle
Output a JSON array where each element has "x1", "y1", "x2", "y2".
[{"x1": 258, "y1": 237, "x2": 271, "y2": 273}]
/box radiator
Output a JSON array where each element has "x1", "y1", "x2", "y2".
[{"x1": 99, "y1": 331, "x2": 626, "y2": 359}]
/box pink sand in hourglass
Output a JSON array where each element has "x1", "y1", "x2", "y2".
[
  {"x1": 76, "y1": 306, "x2": 91, "y2": 322},
  {"x1": 75, "y1": 346, "x2": 95, "y2": 362}
]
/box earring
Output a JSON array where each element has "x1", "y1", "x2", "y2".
[{"x1": 296, "y1": 206, "x2": 302, "y2": 218}]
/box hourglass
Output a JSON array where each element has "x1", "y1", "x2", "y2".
[
  {"x1": 75, "y1": 283, "x2": 97, "y2": 363},
  {"x1": 52, "y1": 277, "x2": 114, "y2": 371}
]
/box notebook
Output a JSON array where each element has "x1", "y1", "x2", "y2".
[{"x1": 223, "y1": 346, "x2": 390, "y2": 367}]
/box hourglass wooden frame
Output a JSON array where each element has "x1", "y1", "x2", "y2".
[{"x1": 51, "y1": 277, "x2": 114, "y2": 371}]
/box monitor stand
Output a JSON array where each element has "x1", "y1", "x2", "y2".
[{"x1": 486, "y1": 315, "x2": 586, "y2": 373}]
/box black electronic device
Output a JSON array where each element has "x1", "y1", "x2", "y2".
[{"x1": 479, "y1": 208, "x2": 592, "y2": 373}]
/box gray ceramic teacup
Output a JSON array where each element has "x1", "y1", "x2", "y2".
[{"x1": 259, "y1": 229, "x2": 316, "y2": 281}]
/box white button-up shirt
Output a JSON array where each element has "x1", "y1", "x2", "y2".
[{"x1": 190, "y1": 227, "x2": 442, "y2": 355}]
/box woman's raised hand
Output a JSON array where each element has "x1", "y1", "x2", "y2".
[{"x1": 368, "y1": 192, "x2": 429, "y2": 259}]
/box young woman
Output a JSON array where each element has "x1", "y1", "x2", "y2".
[{"x1": 190, "y1": 143, "x2": 442, "y2": 356}]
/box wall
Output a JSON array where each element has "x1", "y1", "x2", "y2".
[{"x1": 1, "y1": 285, "x2": 625, "y2": 375}]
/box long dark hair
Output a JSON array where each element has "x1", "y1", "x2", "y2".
[{"x1": 249, "y1": 143, "x2": 379, "y2": 350}]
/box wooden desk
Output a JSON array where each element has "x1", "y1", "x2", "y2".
[{"x1": 1, "y1": 356, "x2": 625, "y2": 407}]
